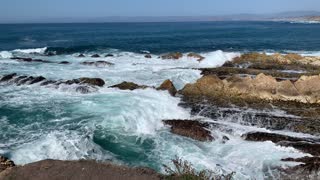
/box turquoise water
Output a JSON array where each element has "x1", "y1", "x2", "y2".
[{"x1": 1, "y1": 22, "x2": 319, "y2": 179}]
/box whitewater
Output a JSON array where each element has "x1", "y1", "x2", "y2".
[{"x1": 0, "y1": 47, "x2": 313, "y2": 179}]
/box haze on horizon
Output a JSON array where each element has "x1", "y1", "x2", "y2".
[{"x1": 0, "y1": 0, "x2": 319, "y2": 23}]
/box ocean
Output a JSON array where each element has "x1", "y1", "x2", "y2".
[{"x1": 1, "y1": 21, "x2": 320, "y2": 179}]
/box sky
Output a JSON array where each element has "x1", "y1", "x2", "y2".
[{"x1": 0, "y1": 0, "x2": 319, "y2": 23}]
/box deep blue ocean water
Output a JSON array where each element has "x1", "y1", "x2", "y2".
[{"x1": 1, "y1": 21, "x2": 320, "y2": 54}]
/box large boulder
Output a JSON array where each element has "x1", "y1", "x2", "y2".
[
  {"x1": 294, "y1": 75, "x2": 320, "y2": 102},
  {"x1": 0, "y1": 73, "x2": 17, "y2": 82},
  {"x1": 78, "y1": 78, "x2": 105, "y2": 87},
  {"x1": 0, "y1": 156, "x2": 15, "y2": 172},
  {"x1": 161, "y1": 52, "x2": 183, "y2": 60},
  {"x1": 163, "y1": 120, "x2": 214, "y2": 141},
  {"x1": 157, "y1": 79, "x2": 177, "y2": 96},
  {"x1": 187, "y1": 53, "x2": 205, "y2": 62},
  {"x1": 110, "y1": 82, "x2": 149, "y2": 90}
]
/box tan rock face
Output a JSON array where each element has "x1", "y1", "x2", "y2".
[
  {"x1": 157, "y1": 79, "x2": 177, "y2": 96},
  {"x1": 187, "y1": 53, "x2": 205, "y2": 61},
  {"x1": 181, "y1": 73, "x2": 320, "y2": 104},
  {"x1": 161, "y1": 52, "x2": 183, "y2": 60}
]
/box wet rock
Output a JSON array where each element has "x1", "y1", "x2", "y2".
[
  {"x1": 157, "y1": 79, "x2": 177, "y2": 96},
  {"x1": 0, "y1": 156, "x2": 15, "y2": 172},
  {"x1": 59, "y1": 61, "x2": 70, "y2": 64},
  {"x1": 243, "y1": 131, "x2": 320, "y2": 156},
  {"x1": 91, "y1": 54, "x2": 100, "y2": 58},
  {"x1": 11, "y1": 57, "x2": 52, "y2": 63},
  {"x1": 105, "y1": 54, "x2": 114, "y2": 57},
  {"x1": 75, "y1": 86, "x2": 91, "y2": 94},
  {"x1": 77, "y1": 54, "x2": 85, "y2": 57},
  {"x1": 242, "y1": 132, "x2": 316, "y2": 143},
  {"x1": 40, "y1": 80, "x2": 57, "y2": 86},
  {"x1": 29, "y1": 76, "x2": 46, "y2": 84},
  {"x1": 0, "y1": 73, "x2": 17, "y2": 82},
  {"x1": 281, "y1": 157, "x2": 320, "y2": 180},
  {"x1": 17, "y1": 76, "x2": 34, "y2": 85},
  {"x1": 278, "y1": 141, "x2": 320, "y2": 156},
  {"x1": 187, "y1": 53, "x2": 205, "y2": 61},
  {"x1": 163, "y1": 120, "x2": 214, "y2": 141},
  {"x1": 144, "y1": 54, "x2": 152, "y2": 58},
  {"x1": 110, "y1": 82, "x2": 149, "y2": 90},
  {"x1": 78, "y1": 78, "x2": 105, "y2": 87},
  {"x1": 81, "y1": 61, "x2": 114, "y2": 67},
  {"x1": 161, "y1": 52, "x2": 183, "y2": 60}
]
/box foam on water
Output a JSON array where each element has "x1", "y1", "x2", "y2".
[{"x1": 12, "y1": 47, "x2": 47, "y2": 54}]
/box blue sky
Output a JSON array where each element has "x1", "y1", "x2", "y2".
[{"x1": 0, "y1": 0, "x2": 319, "y2": 23}]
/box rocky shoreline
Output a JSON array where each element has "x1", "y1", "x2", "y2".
[{"x1": 2, "y1": 52, "x2": 320, "y2": 179}]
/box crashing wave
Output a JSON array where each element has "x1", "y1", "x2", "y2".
[
  {"x1": 13, "y1": 47, "x2": 47, "y2": 54},
  {"x1": 0, "y1": 51, "x2": 13, "y2": 58}
]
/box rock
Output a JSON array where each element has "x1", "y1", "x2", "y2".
[
  {"x1": 294, "y1": 75, "x2": 320, "y2": 100},
  {"x1": 75, "y1": 86, "x2": 91, "y2": 94},
  {"x1": 163, "y1": 120, "x2": 214, "y2": 141},
  {"x1": 144, "y1": 54, "x2": 152, "y2": 58},
  {"x1": 40, "y1": 80, "x2": 57, "y2": 86},
  {"x1": 187, "y1": 53, "x2": 205, "y2": 61},
  {"x1": 17, "y1": 76, "x2": 34, "y2": 85},
  {"x1": 11, "y1": 57, "x2": 32, "y2": 62},
  {"x1": 157, "y1": 79, "x2": 177, "y2": 96},
  {"x1": 91, "y1": 54, "x2": 100, "y2": 58},
  {"x1": 161, "y1": 52, "x2": 183, "y2": 60},
  {"x1": 46, "y1": 52, "x2": 56, "y2": 56},
  {"x1": 81, "y1": 61, "x2": 114, "y2": 67},
  {"x1": 281, "y1": 157, "x2": 320, "y2": 180},
  {"x1": 110, "y1": 82, "x2": 148, "y2": 90},
  {"x1": 243, "y1": 131, "x2": 320, "y2": 156},
  {"x1": 0, "y1": 156, "x2": 15, "y2": 172},
  {"x1": 0, "y1": 73, "x2": 17, "y2": 82},
  {"x1": 77, "y1": 54, "x2": 85, "y2": 57},
  {"x1": 29, "y1": 76, "x2": 46, "y2": 84},
  {"x1": 242, "y1": 131, "x2": 314, "y2": 143},
  {"x1": 105, "y1": 54, "x2": 114, "y2": 57},
  {"x1": 59, "y1": 61, "x2": 70, "y2": 64},
  {"x1": 78, "y1": 78, "x2": 105, "y2": 87}
]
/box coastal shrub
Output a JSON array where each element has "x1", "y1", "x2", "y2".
[{"x1": 163, "y1": 157, "x2": 234, "y2": 180}]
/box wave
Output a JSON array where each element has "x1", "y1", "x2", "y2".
[
  {"x1": 13, "y1": 47, "x2": 47, "y2": 54},
  {"x1": 0, "y1": 51, "x2": 13, "y2": 58}
]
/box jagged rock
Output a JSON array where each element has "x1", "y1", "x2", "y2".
[
  {"x1": 294, "y1": 75, "x2": 320, "y2": 101},
  {"x1": 91, "y1": 54, "x2": 100, "y2": 58},
  {"x1": 40, "y1": 80, "x2": 57, "y2": 86},
  {"x1": 78, "y1": 78, "x2": 105, "y2": 87},
  {"x1": 243, "y1": 131, "x2": 320, "y2": 156},
  {"x1": 0, "y1": 73, "x2": 17, "y2": 82},
  {"x1": 81, "y1": 61, "x2": 114, "y2": 67},
  {"x1": 77, "y1": 54, "x2": 85, "y2": 57},
  {"x1": 187, "y1": 53, "x2": 205, "y2": 61},
  {"x1": 17, "y1": 76, "x2": 34, "y2": 85},
  {"x1": 281, "y1": 157, "x2": 320, "y2": 180},
  {"x1": 163, "y1": 120, "x2": 214, "y2": 141},
  {"x1": 11, "y1": 57, "x2": 52, "y2": 63},
  {"x1": 105, "y1": 54, "x2": 114, "y2": 57},
  {"x1": 110, "y1": 82, "x2": 149, "y2": 90},
  {"x1": 75, "y1": 86, "x2": 91, "y2": 94},
  {"x1": 29, "y1": 76, "x2": 46, "y2": 84},
  {"x1": 0, "y1": 156, "x2": 15, "y2": 172},
  {"x1": 161, "y1": 52, "x2": 183, "y2": 60},
  {"x1": 145, "y1": 54, "x2": 152, "y2": 58},
  {"x1": 157, "y1": 79, "x2": 177, "y2": 96}
]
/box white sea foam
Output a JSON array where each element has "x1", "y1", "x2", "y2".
[
  {"x1": 199, "y1": 50, "x2": 240, "y2": 68},
  {"x1": 13, "y1": 47, "x2": 47, "y2": 54},
  {"x1": 0, "y1": 51, "x2": 13, "y2": 58}
]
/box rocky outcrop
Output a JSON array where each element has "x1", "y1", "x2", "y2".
[
  {"x1": 11, "y1": 57, "x2": 52, "y2": 63},
  {"x1": 105, "y1": 54, "x2": 114, "y2": 57},
  {"x1": 0, "y1": 160, "x2": 160, "y2": 180},
  {"x1": 81, "y1": 61, "x2": 114, "y2": 67},
  {"x1": 180, "y1": 73, "x2": 320, "y2": 104},
  {"x1": 91, "y1": 54, "x2": 100, "y2": 58},
  {"x1": 187, "y1": 53, "x2": 205, "y2": 61},
  {"x1": 156, "y1": 79, "x2": 177, "y2": 96},
  {"x1": 161, "y1": 52, "x2": 183, "y2": 60},
  {"x1": 59, "y1": 61, "x2": 70, "y2": 64},
  {"x1": 0, "y1": 156, "x2": 15, "y2": 172},
  {"x1": 243, "y1": 131, "x2": 320, "y2": 156},
  {"x1": 163, "y1": 120, "x2": 214, "y2": 141},
  {"x1": 145, "y1": 54, "x2": 152, "y2": 58},
  {"x1": 0, "y1": 73, "x2": 105, "y2": 93},
  {"x1": 110, "y1": 82, "x2": 149, "y2": 90},
  {"x1": 281, "y1": 157, "x2": 320, "y2": 180},
  {"x1": 77, "y1": 54, "x2": 85, "y2": 57}
]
